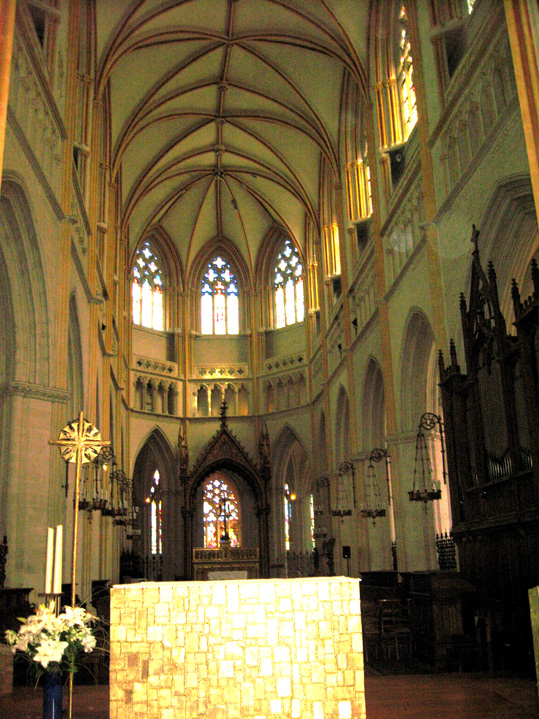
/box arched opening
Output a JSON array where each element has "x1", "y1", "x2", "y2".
[
  {"x1": 399, "y1": 310, "x2": 451, "y2": 571},
  {"x1": 271, "y1": 426, "x2": 312, "y2": 578},
  {"x1": 130, "y1": 430, "x2": 176, "y2": 581},
  {"x1": 359, "y1": 358, "x2": 394, "y2": 571}
]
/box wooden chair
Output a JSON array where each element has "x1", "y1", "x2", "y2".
[{"x1": 378, "y1": 598, "x2": 412, "y2": 661}]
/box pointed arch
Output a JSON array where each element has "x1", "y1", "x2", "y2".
[
  {"x1": 130, "y1": 225, "x2": 182, "y2": 332},
  {"x1": 256, "y1": 224, "x2": 305, "y2": 329},
  {"x1": 188, "y1": 235, "x2": 250, "y2": 334},
  {"x1": 0, "y1": 177, "x2": 51, "y2": 385},
  {"x1": 185, "y1": 421, "x2": 269, "y2": 577},
  {"x1": 476, "y1": 175, "x2": 538, "y2": 322},
  {"x1": 272, "y1": 424, "x2": 310, "y2": 496},
  {"x1": 360, "y1": 357, "x2": 386, "y2": 449},
  {"x1": 370, "y1": 1, "x2": 417, "y2": 149},
  {"x1": 342, "y1": 70, "x2": 373, "y2": 225},
  {"x1": 271, "y1": 424, "x2": 312, "y2": 566},
  {"x1": 400, "y1": 309, "x2": 438, "y2": 430},
  {"x1": 131, "y1": 427, "x2": 176, "y2": 580}
]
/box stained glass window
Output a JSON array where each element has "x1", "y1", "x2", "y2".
[
  {"x1": 398, "y1": 6, "x2": 418, "y2": 138},
  {"x1": 284, "y1": 483, "x2": 295, "y2": 551},
  {"x1": 201, "y1": 256, "x2": 239, "y2": 334},
  {"x1": 132, "y1": 241, "x2": 164, "y2": 330},
  {"x1": 274, "y1": 239, "x2": 304, "y2": 329},
  {"x1": 310, "y1": 493, "x2": 315, "y2": 550},
  {"x1": 146, "y1": 469, "x2": 162, "y2": 555},
  {"x1": 203, "y1": 474, "x2": 241, "y2": 548}
]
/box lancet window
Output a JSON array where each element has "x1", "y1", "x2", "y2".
[
  {"x1": 274, "y1": 239, "x2": 304, "y2": 328},
  {"x1": 203, "y1": 474, "x2": 241, "y2": 548},
  {"x1": 346, "y1": 160, "x2": 372, "y2": 222},
  {"x1": 146, "y1": 469, "x2": 162, "y2": 556},
  {"x1": 309, "y1": 494, "x2": 315, "y2": 550},
  {"x1": 201, "y1": 256, "x2": 239, "y2": 334},
  {"x1": 132, "y1": 240, "x2": 164, "y2": 330},
  {"x1": 284, "y1": 483, "x2": 294, "y2": 551},
  {"x1": 398, "y1": 5, "x2": 418, "y2": 139}
]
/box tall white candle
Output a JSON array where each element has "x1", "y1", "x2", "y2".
[
  {"x1": 45, "y1": 527, "x2": 54, "y2": 594},
  {"x1": 53, "y1": 524, "x2": 63, "y2": 595}
]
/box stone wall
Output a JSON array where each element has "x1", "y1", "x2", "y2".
[{"x1": 110, "y1": 577, "x2": 365, "y2": 719}]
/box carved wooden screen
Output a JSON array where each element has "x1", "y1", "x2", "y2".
[{"x1": 438, "y1": 235, "x2": 539, "y2": 672}]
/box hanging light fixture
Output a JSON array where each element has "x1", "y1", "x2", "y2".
[
  {"x1": 125, "y1": 504, "x2": 141, "y2": 540},
  {"x1": 409, "y1": 412, "x2": 446, "y2": 504},
  {"x1": 361, "y1": 448, "x2": 388, "y2": 526},
  {"x1": 338, "y1": 460, "x2": 357, "y2": 508},
  {"x1": 110, "y1": 468, "x2": 129, "y2": 522},
  {"x1": 78, "y1": 445, "x2": 115, "y2": 513},
  {"x1": 313, "y1": 477, "x2": 330, "y2": 540},
  {"x1": 77, "y1": 446, "x2": 136, "y2": 525},
  {"x1": 100, "y1": 455, "x2": 119, "y2": 517},
  {"x1": 332, "y1": 468, "x2": 353, "y2": 520}
]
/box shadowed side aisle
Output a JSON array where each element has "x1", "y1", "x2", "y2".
[{"x1": 364, "y1": 671, "x2": 539, "y2": 719}]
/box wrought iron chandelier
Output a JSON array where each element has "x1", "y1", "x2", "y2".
[
  {"x1": 78, "y1": 446, "x2": 136, "y2": 528},
  {"x1": 313, "y1": 477, "x2": 330, "y2": 540},
  {"x1": 409, "y1": 412, "x2": 446, "y2": 505},
  {"x1": 332, "y1": 464, "x2": 354, "y2": 520},
  {"x1": 361, "y1": 448, "x2": 389, "y2": 525}
]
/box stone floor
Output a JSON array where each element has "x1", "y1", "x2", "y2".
[{"x1": 0, "y1": 671, "x2": 538, "y2": 718}]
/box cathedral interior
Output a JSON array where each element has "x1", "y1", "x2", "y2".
[{"x1": 1, "y1": 0, "x2": 539, "y2": 685}]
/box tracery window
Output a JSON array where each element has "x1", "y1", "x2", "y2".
[
  {"x1": 203, "y1": 474, "x2": 241, "y2": 548},
  {"x1": 201, "y1": 256, "x2": 239, "y2": 334},
  {"x1": 146, "y1": 469, "x2": 162, "y2": 556},
  {"x1": 132, "y1": 240, "x2": 164, "y2": 330},
  {"x1": 274, "y1": 239, "x2": 304, "y2": 328},
  {"x1": 346, "y1": 159, "x2": 373, "y2": 222},
  {"x1": 398, "y1": 5, "x2": 418, "y2": 138}
]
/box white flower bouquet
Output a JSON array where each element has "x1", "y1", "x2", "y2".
[{"x1": 5, "y1": 603, "x2": 97, "y2": 676}]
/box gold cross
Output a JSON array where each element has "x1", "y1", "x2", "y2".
[
  {"x1": 49, "y1": 411, "x2": 110, "y2": 608},
  {"x1": 49, "y1": 410, "x2": 109, "y2": 464}
]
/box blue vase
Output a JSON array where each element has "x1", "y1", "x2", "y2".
[{"x1": 43, "y1": 671, "x2": 62, "y2": 719}]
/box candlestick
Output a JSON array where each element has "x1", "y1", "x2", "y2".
[
  {"x1": 53, "y1": 524, "x2": 63, "y2": 595},
  {"x1": 45, "y1": 527, "x2": 54, "y2": 594}
]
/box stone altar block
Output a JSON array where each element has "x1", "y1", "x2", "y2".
[{"x1": 110, "y1": 576, "x2": 365, "y2": 719}]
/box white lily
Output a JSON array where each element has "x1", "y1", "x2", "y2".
[{"x1": 33, "y1": 638, "x2": 69, "y2": 669}]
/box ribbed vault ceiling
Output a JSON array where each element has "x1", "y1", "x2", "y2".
[{"x1": 96, "y1": 0, "x2": 369, "y2": 277}]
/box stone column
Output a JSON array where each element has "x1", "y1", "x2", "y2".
[{"x1": 0, "y1": 0, "x2": 16, "y2": 194}]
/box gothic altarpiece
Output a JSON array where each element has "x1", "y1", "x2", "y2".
[{"x1": 181, "y1": 405, "x2": 271, "y2": 581}]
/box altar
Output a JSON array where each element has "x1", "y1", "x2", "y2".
[
  {"x1": 109, "y1": 576, "x2": 365, "y2": 719},
  {"x1": 192, "y1": 545, "x2": 259, "y2": 580}
]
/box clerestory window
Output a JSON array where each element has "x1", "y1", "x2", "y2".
[
  {"x1": 132, "y1": 240, "x2": 164, "y2": 330},
  {"x1": 274, "y1": 239, "x2": 304, "y2": 328},
  {"x1": 346, "y1": 159, "x2": 373, "y2": 222},
  {"x1": 398, "y1": 5, "x2": 418, "y2": 139},
  {"x1": 201, "y1": 256, "x2": 239, "y2": 334}
]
